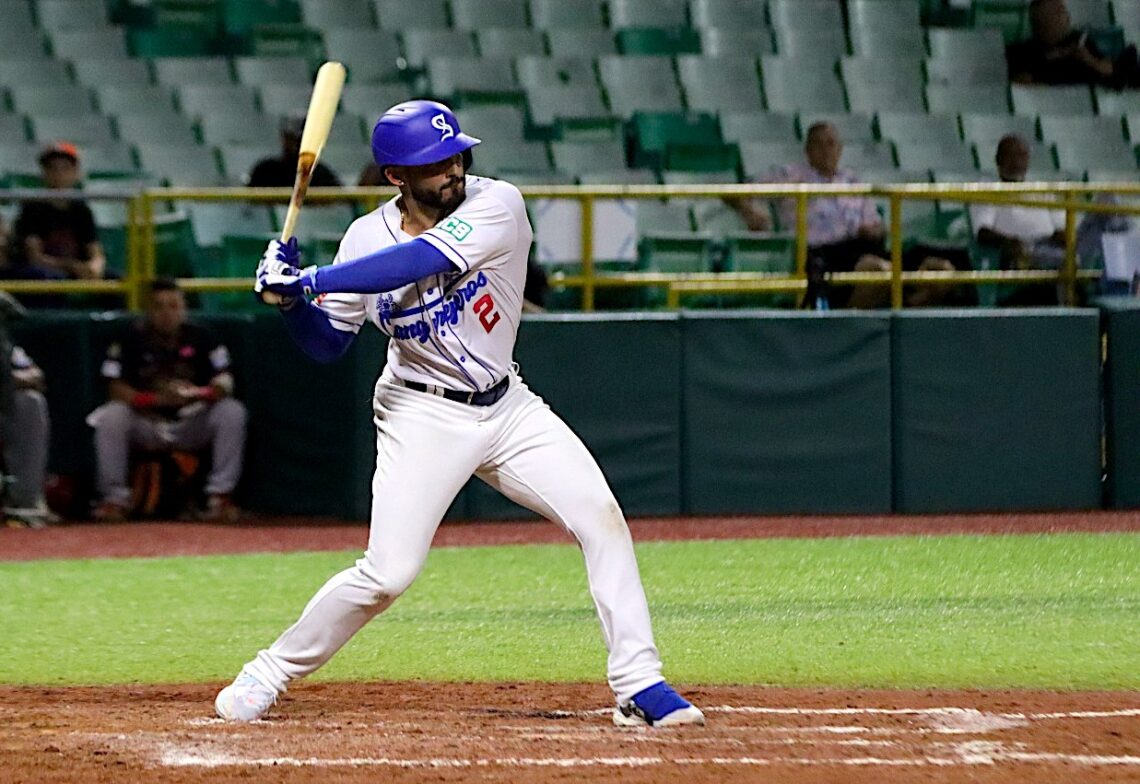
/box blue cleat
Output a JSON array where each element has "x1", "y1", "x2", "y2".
[{"x1": 613, "y1": 681, "x2": 705, "y2": 728}]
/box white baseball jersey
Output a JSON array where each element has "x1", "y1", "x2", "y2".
[{"x1": 317, "y1": 175, "x2": 532, "y2": 392}]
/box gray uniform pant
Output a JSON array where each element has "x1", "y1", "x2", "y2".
[
  {"x1": 90, "y1": 399, "x2": 247, "y2": 506},
  {"x1": 2, "y1": 389, "x2": 50, "y2": 509}
]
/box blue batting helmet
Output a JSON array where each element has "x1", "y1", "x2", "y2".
[{"x1": 370, "y1": 100, "x2": 481, "y2": 168}]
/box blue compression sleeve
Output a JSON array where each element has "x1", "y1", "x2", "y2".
[
  {"x1": 279, "y1": 298, "x2": 355, "y2": 363},
  {"x1": 307, "y1": 238, "x2": 455, "y2": 295}
]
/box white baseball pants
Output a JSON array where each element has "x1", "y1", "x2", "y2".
[{"x1": 245, "y1": 369, "x2": 664, "y2": 703}]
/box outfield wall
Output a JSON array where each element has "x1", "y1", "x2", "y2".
[{"x1": 12, "y1": 306, "x2": 1129, "y2": 518}]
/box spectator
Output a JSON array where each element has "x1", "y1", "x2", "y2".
[
  {"x1": 1007, "y1": 0, "x2": 1140, "y2": 87},
  {"x1": 357, "y1": 160, "x2": 384, "y2": 187},
  {"x1": 4, "y1": 142, "x2": 107, "y2": 284},
  {"x1": 727, "y1": 122, "x2": 960, "y2": 308},
  {"x1": 87, "y1": 279, "x2": 247, "y2": 522},
  {"x1": 1, "y1": 340, "x2": 56, "y2": 528},
  {"x1": 247, "y1": 114, "x2": 342, "y2": 188}
]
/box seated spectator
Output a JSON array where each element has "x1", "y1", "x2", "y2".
[
  {"x1": 357, "y1": 161, "x2": 384, "y2": 187},
  {"x1": 87, "y1": 279, "x2": 247, "y2": 522},
  {"x1": 247, "y1": 114, "x2": 342, "y2": 188},
  {"x1": 1007, "y1": 0, "x2": 1140, "y2": 87},
  {"x1": 4, "y1": 142, "x2": 107, "y2": 284},
  {"x1": 727, "y1": 122, "x2": 961, "y2": 308},
  {"x1": 2, "y1": 341, "x2": 56, "y2": 528}
]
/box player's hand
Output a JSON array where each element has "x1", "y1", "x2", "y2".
[
  {"x1": 259, "y1": 262, "x2": 319, "y2": 301},
  {"x1": 255, "y1": 239, "x2": 311, "y2": 305}
]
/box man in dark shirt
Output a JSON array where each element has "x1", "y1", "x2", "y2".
[
  {"x1": 247, "y1": 114, "x2": 341, "y2": 187},
  {"x1": 1007, "y1": 0, "x2": 1140, "y2": 87},
  {"x1": 6, "y1": 142, "x2": 107, "y2": 282},
  {"x1": 88, "y1": 279, "x2": 247, "y2": 522}
]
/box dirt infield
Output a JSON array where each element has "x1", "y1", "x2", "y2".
[
  {"x1": 1, "y1": 682, "x2": 1137, "y2": 783},
  {"x1": 3, "y1": 512, "x2": 1137, "y2": 782}
]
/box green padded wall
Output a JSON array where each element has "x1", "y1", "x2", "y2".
[
  {"x1": 682, "y1": 312, "x2": 893, "y2": 514},
  {"x1": 465, "y1": 314, "x2": 685, "y2": 520},
  {"x1": 892, "y1": 309, "x2": 1102, "y2": 513},
  {"x1": 1101, "y1": 299, "x2": 1140, "y2": 509}
]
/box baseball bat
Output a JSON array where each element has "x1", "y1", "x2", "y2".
[{"x1": 261, "y1": 60, "x2": 346, "y2": 304}]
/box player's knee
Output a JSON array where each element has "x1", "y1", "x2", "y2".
[
  {"x1": 93, "y1": 401, "x2": 132, "y2": 433},
  {"x1": 359, "y1": 557, "x2": 420, "y2": 601},
  {"x1": 568, "y1": 492, "x2": 629, "y2": 540},
  {"x1": 210, "y1": 398, "x2": 247, "y2": 430}
]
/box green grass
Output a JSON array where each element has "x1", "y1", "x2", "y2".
[{"x1": 1, "y1": 533, "x2": 1137, "y2": 689}]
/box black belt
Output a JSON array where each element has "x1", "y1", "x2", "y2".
[{"x1": 400, "y1": 375, "x2": 510, "y2": 406}]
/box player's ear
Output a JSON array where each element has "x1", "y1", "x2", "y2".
[{"x1": 384, "y1": 166, "x2": 404, "y2": 187}]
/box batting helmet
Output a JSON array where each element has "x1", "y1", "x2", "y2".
[{"x1": 370, "y1": 100, "x2": 481, "y2": 169}]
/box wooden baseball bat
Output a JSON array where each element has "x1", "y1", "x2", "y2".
[{"x1": 261, "y1": 60, "x2": 346, "y2": 304}]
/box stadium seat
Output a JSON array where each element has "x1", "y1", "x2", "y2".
[
  {"x1": 798, "y1": 112, "x2": 876, "y2": 144},
  {"x1": 551, "y1": 140, "x2": 627, "y2": 177},
  {"x1": 321, "y1": 29, "x2": 403, "y2": 83},
  {"x1": 178, "y1": 85, "x2": 260, "y2": 122},
  {"x1": 926, "y1": 83, "x2": 1010, "y2": 114},
  {"x1": 877, "y1": 112, "x2": 963, "y2": 147},
  {"x1": 0, "y1": 58, "x2": 72, "y2": 87},
  {"x1": 924, "y1": 55, "x2": 1009, "y2": 86},
  {"x1": 677, "y1": 55, "x2": 763, "y2": 113},
  {"x1": 719, "y1": 110, "x2": 797, "y2": 144},
  {"x1": 456, "y1": 105, "x2": 527, "y2": 141},
  {"x1": 1095, "y1": 87, "x2": 1140, "y2": 117},
  {"x1": 327, "y1": 113, "x2": 367, "y2": 146},
  {"x1": 969, "y1": 0, "x2": 1028, "y2": 43},
  {"x1": 609, "y1": 0, "x2": 689, "y2": 28},
  {"x1": 1065, "y1": 0, "x2": 1112, "y2": 28},
  {"x1": 135, "y1": 143, "x2": 224, "y2": 186},
  {"x1": 528, "y1": 0, "x2": 605, "y2": 28},
  {"x1": 760, "y1": 56, "x2": 846, "y2": 113},
  {"x1": 841, "y1": 57, "x2": 926, "y2": 114},
  {"x1": 0, "y1": 114, "x2": 29, "y2": 142},
  {"x1": 233, "y1": 56, "x2": 312, "y2": 87},
  {"x1": 1011, "y1": 84, "x2": 1095, "y2": 117},
  {"x1": 738, "y1": 140, "x2": 808, "y2": 177},
  {"x1": 839, "y1": 141, "x2": 898, "y2": 171},
  {"x1": 1114, "y1": 0, "x2": 1140, "y2": 41},
  {"x1": 128, "y1": 27, "x2": 214, "y2": 58},
  {"x1": 1044, "y1": 116, "x2": 1136, "y2": 172},
  {"x1": 629, "y1": 110, "x2": 721, "y2": 168},
  {"x1": 451, "y1": 0, "x2": 529, "y2": 29},
  {"x1": 769, "y1": 0, "x2": 844, "y2": 31},
  {"x1": 401, "y1": 30, "x2": 477, "y2": 69},
  {"x1": 847, "y1": 0, "x2": 922, "y2": 32},
  {"x1": 690, "y1": 0, "x2": 766, "y2": 28},
  {"x1": 0, "y1": 28, "x2": 47, "y2": 59},
  {"x1": 300, "y1": 0, "x2": 375, "y2": 29},
  {"x1": 1053, "y1": 141, "x2": 1137, "y2": 174},
  {"x1": 70, "y1": 58, "x2": 152, "y2": 87},
  {"x1": 848, "y1": 25, "x2": 925, "y2": 59},
  {"x1": 222, "y1": 0, "x2": 302, "y2": 38},
  {"x1": 894, "y1": 141, "x2": 978, "y2": 174},
  {"x1": 36, "y1": 0, "x2": 110, "y2": 30},
  {"x1": 32, "y1": 115, "x2": 115, "y2": 146},
  {"x1": 50, "y1": 29, "x2": 129, "y2": 60},
  {"x1": 975, "y1": 141, "x2": 1058, "y2": 174},
  {"x1": 617, "y1": 28, "x2": 701, "y2": 55},
  {"x1": 475, "y1": 28, "x2": 547, "y2": 57},
  {"x1": 341, "y1": 84, "x2": 416, "y2": 117},
  {"x1": 926, "y1": 27, "x2": 1007, "y2": 62},
  {"x1": 960, "y1": 112, "x2": 1038, "y2": 153},
  {"x1": 514, "y1": 55, "x2": 597, "y2": 87},
  {"x1": 426, "y1": 57, "x2": 519, "y2": 100},
  {"x1": 255, "y1": 84, "x2": 313, "y2": 118},
  {"x1": 185, "y1": 202, "x2": 276, "y2": 248},
  {"x1": 598, "y1": 55, "x2": 685, "y2": 118},
  {"x1": 96, "y1": 85, "x2": 178, "y2": 116},
  {"x1": 115, "y1": 112, "x2": 200, "y2": 145},
  {"x1": 577, "y1": 167, "x2": 656, "y2": 184},
  {"x1": 546, "y1": 29, "x2": 616, "y2": 57},
  {"x1": 309, "y1": 141, "x2": 367, "y2": 181},
  {"x1": 373, "y1": 0, "x2": 449, "y2": 29},
  {"x1": 216, "y1": 143, "x2": 269, "y2": 184},
  {"x1": 271, "y1": 204, "x2": 356, "y2": 243},
  {"x1": 526, "y1": 84, "x2": 611, "y2": 127},
  {"x1": 1039, "y1": 115, "x2": 1126, "y2": 146},
  {"x1": 697, "y1": 28, "x2": 774, "y2": 57},
  {"x1": 469, "y1": 137, "x2": 551, "y2": 176},
  {"x1": 199, "y1": 113, "x2": 281, "y2": 146},
  {"x1": 772, "y1": 28, "x2": 848, "y2": 59},
  {"x1": 81, "y1": 142, "x2": 140, "y2": 176},
  {"x1": 151, "y1": 57, "x2": 234, "y2": 86},
  {"x1": 9, "y1": 84, "x2": 95, "y2": 116},
  {"x1": 0, "y1": 143, "x2": 43, "y2": 179}
]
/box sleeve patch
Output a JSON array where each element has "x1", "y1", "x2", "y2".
[{"x1": 439, "y1": 216, "x2": 474, "y2": 242}]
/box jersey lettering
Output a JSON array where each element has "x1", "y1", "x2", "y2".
[{"x1": 474, "y1": 294, "x2": 500, "y2": 333}]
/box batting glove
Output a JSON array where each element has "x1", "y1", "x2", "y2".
[{"x1": 255, "y1": 238, "x2": 313, "y2": 306}]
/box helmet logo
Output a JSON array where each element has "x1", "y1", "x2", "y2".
[{"x1": 431, "y1": 113, "x2": 456, "y2": 141}]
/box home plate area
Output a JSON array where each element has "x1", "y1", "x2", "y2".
[{"x1": 4, "y1": 683, "x2": 1138, "y2": 783}]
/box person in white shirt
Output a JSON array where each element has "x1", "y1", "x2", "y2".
[{"x1": 213, "y1": 100, "x2": 704, "y2": 729}]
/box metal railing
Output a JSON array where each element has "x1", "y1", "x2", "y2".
[{"x1": 3, "y1": 182, "x2": 1138, "y2": 312}]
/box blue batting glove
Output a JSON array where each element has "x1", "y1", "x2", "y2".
[
  {"x1": 275, "y1": 236, "x2": 301, "y2": 267},
  {"x1": 260, "y1": 263, "x2": 319, "y2": 300},
  {"x1": 255, "y1": 238, "x2": 314, "y2": 305}
]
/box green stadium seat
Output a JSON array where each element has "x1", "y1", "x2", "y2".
[
  {"x1": 328, "y1": 113, "x2": 366, "y2": 145},
  {"x1": 475, "y1": 28, "x2": 547, "y2": 57},
  {"x1": 975, "y1": 140, "x2": 1057, "y2": 174},
  {"x1": 599, "y1": 55, "x2": 684, "y2": 118},
  {"x1": 719, "y1": 110, "x2": 797, "y2": 144},
  {"x1": 551, "y1": 140, "x2": 626, "y2": 176},
  {"x1": 848, "y1": 25, "x2": 925, "y2": 59},
  {"x1": 221, "y1": 0, "x2": 301, "y2": 38},
  {"x1": 320, "y1": 29, "x2": 402, "y2": 83},
  {"x1": 152, "y1": 56, "x2": 234, "y2": 86},
  {"x1": 468, "y1": 137, "x2": 551, "y2": 176},
  {"x1": 135, "y1": 143, "x2": 224, "y2": 186},
  {"x1": 247, "y1": 23, "x2": 325, "y2": 60},
  {"x1": 894, "y1": 141, "x2": 978, "y2": 173},
  {"x1": 128, "y1": 27, "x2": 215, "y2": 58},
  {"x1": 373, "y1": 0, "x2": 449, "y2": 30},
  {"x1": 81, "y1": 142, "x2": 140, "y2": 176},
  {"x1": 185, "y1": 202, "x2": 276, "y2": 248},
  {"x1": 37, "y1": 0, "x2": 111, "y2": 30},
  {"x1": 318, "y1": 140, "x2": 371, "y2": 180},
  {"x1": 233, "y1": 56, "x2": 311, "y2": 86},
  {"x1": 1039, "y1": 115, "x2": 1126, "y2": 146},
  {"x1": 924, "y1": 55, "x2": 1009, "y2": 86},
  {"x1": 203, "y1": 232, "x2": 278, "y2": 312},
  {"x1": 341, "y1": 83, "x2": 413, "y2": 117},
  {"x1": 299, "y1": 0, "x2": 375, "y2": 29},
  {"x1": 926, "y1": 83, "x2": 1010, "y2": 114},
  {"x1": 259, "y1": 83, "x2": 320, "y2": 117},
  {"x1": 96, "y1": 84, "x2": 178, "y2": 115},
  {"x1": 798, "y1": 112, "x2": 876, "y2": 143},
  {"x1": 1095, "y1": 87, "x2": 1140, "y2": 117},
  {"x1": 1051, "y1": 128, "x2": 1137, "y2": 173},
  {"x1": 1114, "y1": 0, "x2": 1140, "y2": 41},
  {"x1": 272, "y1": 203, "x2": 355, "y2": 242},
  {"x1": 32, "y1": 115, "x2": 116, "y2": 146},
  {"x1": 0, "y1": 114, "x2": 30, "y2": 142},
  {"x1": 839, "y1": 140, "x2": 898, "y2": 170},
  {"x1": 760, "y1": 56, "x2": 846, "y2": 113},
  {"x1": 630, "y1": 110, "x2": 720, "y2": 168},
  {"x1": 545, "y1": 29, "x2": 616, "y2": 57},
  {"x1": 456, "y1": 105, "x2": 527, "y2": 141},
  {"x1": 690, "y1": 0, "x2": 766, "y2": 28},
  {"x1": 639, "y1": 231, "x2": 717, "y2": 273},
  {"x1": 961, "y1": 112, "x2": 1039, "y2": 152},
  {"x1": 773, "y1": 27, "x2": 848, "y2": 59},
  {"x1": 769, "y1": 0, "x2": 844, "y2": 31},
  {"x1": 697, "y1": 28, "x2": 774, "y2": 57},
  {"x1": 721, "y1": 232, "x2": 795, "y2": 272},
  {"x1": 677, "y1": 55, "x2": 763, "y2": 113},
  {"x1": 0, "y1": 58, "x2": 72, "y2": 87},
  {"x1": 970, "y1": 0, "x2": 1029, "y2": 43},
  {"x1": 848, "y1": 0, "x2": 923, "y2": 31},
  {"x1": 665, "y1": 142, "x2": 739, "y2": 172},
  {"x1": 689, "y1": 195, "x2": 750, "y2": 236},
  {"x1": 50, "y1": 29, "x2": 130, "y2": 60},
  {"x1": 609, "y1": 0, "x2": 688, "y2": 29},
  {"x1": 526, "y1": 84, "x2": 611, "y2": 128},
  {"x1": 0, "y1": 28, "x2": 47, "y2": 59},
  {"x1": 738, "y1": 139, "x2": 807, "y2": 177},
  {"x1": 178, "y1": 84, "x2": 260, "y2": 121},
  {"x1": 501, "y1": 169, "x2": 576, "y2": 184},
  {"x1": 426, "y1": 56, "x2": 520, "y2": 102},
  {"x1": 841, "y1": 57, "x2": 926, "y2": 114},
  {"x1": 216, "y1": 142, "x2": 269, "y2": 183},
  {"x1": 528, "y1": 0, "x2": 605, "y2": 28},
  {"x1": 451, "y1": 0, "x2": 529, "y2": 29},
  {"x1": 514, "y1": 55, "x2": 596, "y2": 87},
  {"x1": 927, "y1": 27, "x2": 1007, "y2": 62},
  {"x1": 70, "y1": 57, "x2": 152, "y2": 87},
  {"x1": 1011, "y1": 84, "x2": 1095, "y2": 117},
  {"x1": 199, "y1": 113, "x2": 281, "y2": 145},
  {"x1": 0, "y1": 143, "x2": 43, "y2": 180},
  {"x1": 617, "y1": 28, "x2": 701, "y2": 55},
  {"x1": 577, "y1": 167, "x2": 657, "y2": 184},
  {"x1": 877, "y1": 111, "x2": 963, "y2": 147},
  {"x1": 9, "y1": 84, "x2": 95, "y2": 116},
  {"x1": 115, "y1": 111, "x2": 200, "y2": 145},
  {"x1": 401, "y1": 30, "x2": 476, "y2": 69}
]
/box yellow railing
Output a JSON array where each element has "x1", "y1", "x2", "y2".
[{"x1": 3, "y1": 182, "x2": 1138, "y2": 311}]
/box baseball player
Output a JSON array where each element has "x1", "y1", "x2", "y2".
[{"x1": 214, "y1": 100, "x2": 704, "y2": 729}]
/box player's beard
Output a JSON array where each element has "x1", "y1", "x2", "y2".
[{"x1": 410, "y1": 176, "x2": 466, "y2": 219}]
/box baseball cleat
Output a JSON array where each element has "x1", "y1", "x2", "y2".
[
  {"x1": 613, "y1": 681, "x2": 706, "y2": 728},
  {"x1": 215, "y1": 673, "x2": 278, "y2": 721}
]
